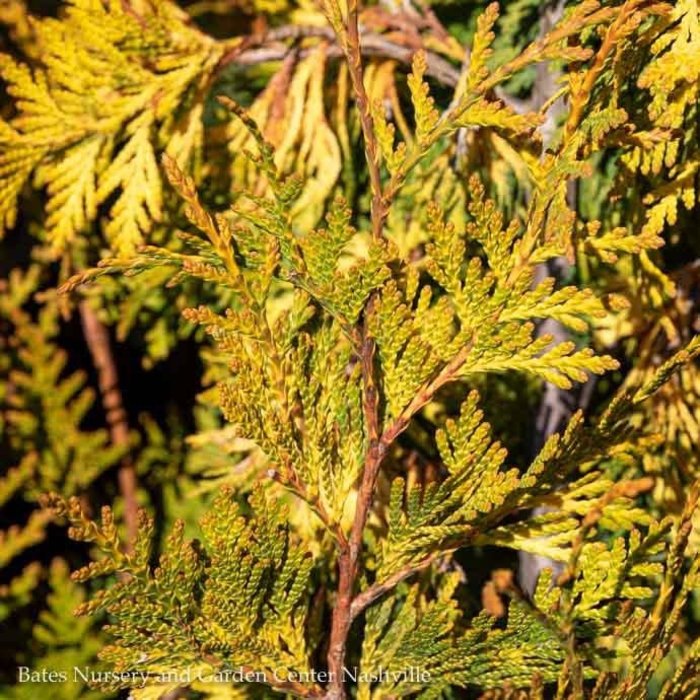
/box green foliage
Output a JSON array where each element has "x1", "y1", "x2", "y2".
[
  {"x1": 42, "y1": 486, "x2": 317, "y2": 696},
  {"x1": 1, "y1": 275, "x2": 128, "y2": 494},
  {"x1": 0, "y1": 266, "x2": 124, "y2": 697},
  {"x1": 7, "y1": 560, "x2": 105, "y2": 700},
  {"x1": 358, "y1": 573, "x2": 564, "y2": 699}
]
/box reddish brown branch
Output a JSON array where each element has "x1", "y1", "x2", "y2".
[
  {"x1": 325, "y1": 324, "x2": 474, "y2": 698},
  {"x1": 78, "y1": 302, "x2": 138, "y2": 551},
  {"x1": 223, "y1": 26, "x2": 461, "y2": 86},
  {"x1": 341, "y1": 343, "x2": 474, "y2": 622},
  {"x1": 350, "y1": 554, "x2": 440, "y2": 620},
  {"x1": 320, "y1": 0, "x2": 481, "y2": 691},
  {"x1": 380, "y1": 337, "x2": 474, "y2": 448},
  {"x1": 233, "y1": 36, "x2": 460, "y2": 87},
  {"x1": 343, "y1": 4, "x2": 385, "y2": 241},
  {"x1": 326, "y1": 325, "x2": 383, "y2": 700}
]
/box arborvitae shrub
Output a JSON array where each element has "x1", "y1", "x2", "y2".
[{"x1": 1, "y1": 0, "x2": 700, "y2": 698}]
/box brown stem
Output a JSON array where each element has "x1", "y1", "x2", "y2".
[
  {"x1": 229, "y1": 33, "x2": 461, "y2": 87},
  {"x1": 563, "y1": 0, "x2": 645, "y2": 140},
  {"x1": 322, "y1": 0, "x2": 482, "y2": 689},
  {"x1": 326, "y1": 326, "x2": 382, "y2": 700},
  {"x1": 342, "y1": 2, "x2": 385, "y2": 240},
  {"x1": 324, "y1": 0, "x2": 395, "y2": 688},
  {"x1": 349, "y1": 553, "x2": 439, "y2": 620},
  {"x1": 78, "y1": 302, "x2": 138, "y2": 551},
  {"x1": 325, "y1": 325, "x2": 474, "y2": 698},
  {"x1": 379, "y1": 337, "x2": 474, "y2": 448}
]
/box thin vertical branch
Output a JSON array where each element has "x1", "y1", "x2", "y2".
[
  {"x1": 78, "y1": 301, "x2": 138, "y2": 551},
  {"x1": 340, "y1": 0, "x2": 384, "y2": 240},
  {"x1": 326, "y1": 318, "x2": 384, "y2": 699},
  {"x1": 324, "y1": 0, "x2": 388, "y2": 694},
  {"x1": 325, "y1": 328, "x2": 474, "y2": 697},
  {"x1": 563, "y1": 0, "x2": 643, "y2": 140}
]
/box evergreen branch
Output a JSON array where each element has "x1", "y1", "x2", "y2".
[
  {"x1": 552, "y1": 477, "x2": 656, "y2": 696},
  {"x1": 331, "y1": 3, "x2": 385, "y2": 240},
  {"x1": 556, "y1": 477, "x2": 657, "y2": 588},
  {"x1": 563, "y1": 0, "x2": 655, "y2": 139},
  {"x1": 7, "y1": 1, "x2": 698, "y2": 696},
  {"x1": 321, "y1": 0, "x2": 412, "y2": 686},
  {"x1": 350, "y1": 553, "x2": 441, "y2": 620},
  {"x1": 326, "y1": 324, "x2": 382, "y2": 700},
  {"x1": 380, "y1": 337, "x2": 475, "y2": 448},
  {"x1": 328, "y1": 326, "x2": 474, "y2": 697}
]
